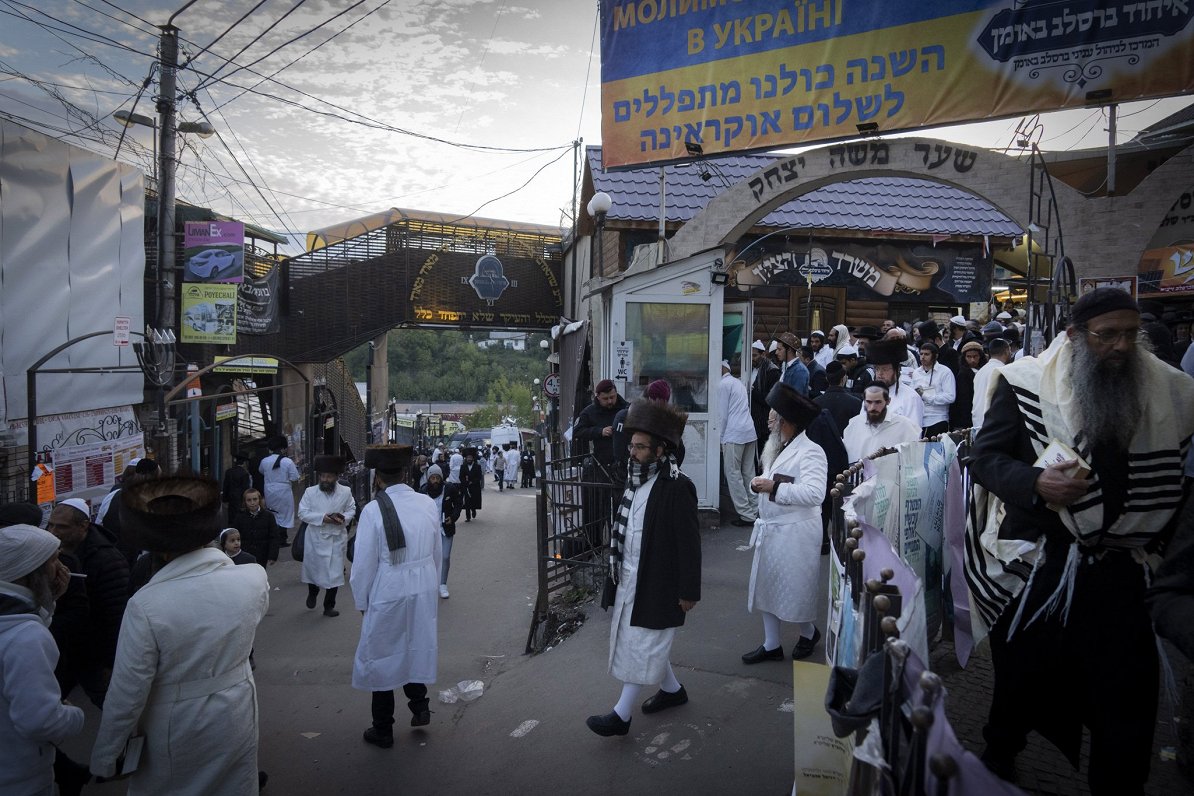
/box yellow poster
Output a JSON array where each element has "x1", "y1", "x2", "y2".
[
  {"x1": 792, "y1": 660, "x2": 852, "y2": 795},
  {"x1": 180, "y1": 283, "x2": 238, "y2": 344}
]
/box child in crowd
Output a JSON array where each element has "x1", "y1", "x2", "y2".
[
  {"x1": 219, "y1": 528, "x2": 258, "y2": 565},
  {"x1": 232, "y1": 489, "x2": 282, "y2": 566}
]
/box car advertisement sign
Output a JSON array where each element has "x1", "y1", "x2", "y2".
[{"x1": 183, "y1": 221, "x2": 245, "y2": 283}]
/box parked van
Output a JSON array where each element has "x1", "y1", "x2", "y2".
[{"x1": 489, "y1": 424, "x2": 521, "y2": 449}]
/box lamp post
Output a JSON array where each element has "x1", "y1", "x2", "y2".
[
  {"x1": 112, "y1": 110, "x2": 157, "y2": 187},
  {"x1": 587, "y1": 191, "x2": 612, "y2": 280}
]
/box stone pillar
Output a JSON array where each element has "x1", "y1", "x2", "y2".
[{"x1": 369, "y1": 331, "x2": 389, "y2": 433}]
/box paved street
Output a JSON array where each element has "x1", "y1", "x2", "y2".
[{"x1": 59, "y1": 477, "x2": 1192, "y2": 795}]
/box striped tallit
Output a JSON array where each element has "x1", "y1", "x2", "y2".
[{"x1": 964, "y1": 332, "x2": 1194, "y2": 644}]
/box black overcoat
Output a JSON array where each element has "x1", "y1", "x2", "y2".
[{"x1": 628, "y1": 472, "x2": 702, "y2": 630}]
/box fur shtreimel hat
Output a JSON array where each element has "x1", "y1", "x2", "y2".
[
  {"x1": 364, "y1": 444, "x2": 413, "y2": 472},
  {"x1": 864, "y1": 340, "x2": 908, "y2": 367},
  {"x1": 621, "y1": 398, "x2": 688, "y2": 450},
  {"x1": 313, "y1": 455, "x2": 344, "y2": 474},
  {"x1": 766, "y1": 382, "x2": 821, "y2": 429},
  {"x1": 119, "y1": 476, "x2": 221, "y2": 553}
]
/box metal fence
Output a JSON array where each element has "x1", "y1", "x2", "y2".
[{"x1": 526, "y1": 443, "x2": 622, "y2": 653}]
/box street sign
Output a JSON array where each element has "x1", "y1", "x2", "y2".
[
  {"x1": 542, "y1": 372, "x2": 560, "y2": 398},
  {"x1": 113, "y1": 316, "x2": 131, "y2": 346}
]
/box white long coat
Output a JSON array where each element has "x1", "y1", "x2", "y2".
[
  {"x1": 749, "y1": 432, "x2": 827, "y2": 623},
  {"x1": 260, "y1": 454, "x2": 299, "y2": 528},
  {"x1": 90, "y1": 547, "x2": 269, "y2": 795},
  {"x1": 297, "y1": 483, "x2": 357, "y2": 589},
  {"x1": 350, "y1": 483, "x2": 441, "y2": 691}
]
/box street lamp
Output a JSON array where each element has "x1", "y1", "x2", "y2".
[{"x1": 587, "y1": 191, "x2": 613, "y2": 280}]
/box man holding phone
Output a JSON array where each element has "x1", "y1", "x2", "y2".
[{"x1": 298, "y1": 456, "x2": 357, "y2": 617}]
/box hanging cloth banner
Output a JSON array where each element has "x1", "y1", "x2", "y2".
[{"x1": 237, "y1": 265, "x2": 281, "y2": 335}]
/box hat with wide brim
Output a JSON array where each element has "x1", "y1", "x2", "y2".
[
  {"x1": 864, "y1": 339, "x2": 908, "y2": 367},
  {"x1": 364, "y1": 444, "x2": 414, "y2": 472},
  {"x1": 774, "y1": 331, "x2": 801, "y2": 351},
  {"x1": 853, "y1": 326, "x2": 881, "y2": 340},
  {"x1": 119, "y1": 476, "x2": 222, "y2": 553},
  {"x1": 313, "y1": 455, "x2": 344, "y2": 474},
  {"x1": 461, "y1": 446, "x2": 478, "y2": 457},
  {"x1": 621, "y1": 398, "x2": 688, "y2": 450},
  {"x1": 916, "y1": 320, "x2": 941, "y2": 339},
  {"x1": 766, "y1": 382, "x2": 821, "y2": 429}
]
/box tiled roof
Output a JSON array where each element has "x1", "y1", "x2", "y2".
[{"x1": 587, "y1": 146, "x2": 1021, "y2": 238}]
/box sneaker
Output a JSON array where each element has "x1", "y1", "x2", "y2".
[
  {"x1": 362, "y1": 727, "x2": 393, "y2": 748},
  {"x1": 439, "y1": 585, "x2": 450, "y2": 599}
]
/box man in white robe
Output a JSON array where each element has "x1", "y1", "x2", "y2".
[
  {"x1": 352, "y1": 445, "x2": 440, "y2": 749},
  {"x1": 259, "y1": 435, "x2": 300, "y2": 545},
  {"x1": 298, "y1": 455, "x2": 356, "y2": 617},
  {"x1": 587, "y1": 399, "x2": 700, "y2": 738},
  {"x1": 742, "y1": 384, "x2": 827, "y2": 664},
  {"x1": 843, "y1": 386, "x2": 922, "y2": 462},
  {"x1": 503, "y1": 444, "x2": 520, "y2": 489}
]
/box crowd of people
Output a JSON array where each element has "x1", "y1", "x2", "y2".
[
  {"x1": 3, "y1": 291, "x2": 1193, "y2": 794},
  {"x1": 583, "y1": 291, "x2": 1194, "y2": 796}
]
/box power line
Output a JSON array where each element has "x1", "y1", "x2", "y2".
[
  {"x1": 194, "y1": 0, "x2": 315, "y2": 90},
  {"x1": 452, "y1": 0, "x2": 506, "y2": 133},
  {"x1": 210, "y1": 0, "x2": 391, "y2": 113},
  {"x1": 575, "y1": 6, "x2": 598, "y2": 141},
  {"x1": 181, "y1": 0, "x2": 271, "y2": 71},
  {"x1": 68, "y1": 0, "x2": 158, "y2": 38},
  {"x1": 439, "y1": 147, "x2": 572, "y2": 225}
]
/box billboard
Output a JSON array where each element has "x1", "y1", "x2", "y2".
[
  {"x1": 408, "y1": 249, "x2": 563, "y2": 329},
  {"x1": 733, "y1": 239, "x2": 992, "y2": 303},
  {"x1": 600, "y1": 0, "x2": 1194, "y2": 168},
  {"x1": 183, "y1": 221, "x2": 245, "y2": 283},
  {"x1": 1138, "y1": 186, "x2": 1194, "y2": 294},
  {"x1": 180, "y1": 283, "x2": 238, "y2": 344}
]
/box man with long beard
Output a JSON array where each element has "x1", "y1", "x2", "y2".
[
  {"x1": 741, "y1": 385, "x2": 827, "y2": 664},
  {"x1": 298, "y1": 456, "x2": 357, "y2": 617},
  {"x1": 966, "y1": 288, "x2": 1194, "y2": 794}
]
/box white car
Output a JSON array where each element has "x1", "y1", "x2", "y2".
[{"x1": 185, "y1": 248, "x2": 239, "y2": 281}]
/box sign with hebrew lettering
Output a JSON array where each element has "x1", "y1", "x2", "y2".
[
  {"x1": 600, "y1": 0, "x2": 1194, "y2": 168},
  {"x1": 407, "y1": 246, "x2": 563, "y2": 330},
  {"x1": 733, "y1": 239, "x2": 991, "y2": 303},
  {"x1": 1137, "y1": 187, "x2": 1194, "y2": 294}
]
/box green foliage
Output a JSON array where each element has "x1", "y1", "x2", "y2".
[{"x1": 344, "y1": 330, "x2": 549, "y2": 426}]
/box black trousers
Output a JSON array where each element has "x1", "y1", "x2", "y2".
[
  {"x1": 307, "y1": 584, "x2": 338, "y2": 609},
  {"x1": 371, "y1": 683, "x2": 429, "y2": 733},
  {"x1": 983, "y1": 548, "x2": 1156, "y2": 795},
  {"x1": 521, "y1": 469, "x2": 534, "y2": 488}
]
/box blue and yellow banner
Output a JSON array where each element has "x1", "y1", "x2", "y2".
[{"x1": 601, "y1": 0, "x2": 1194, "y2": 168}]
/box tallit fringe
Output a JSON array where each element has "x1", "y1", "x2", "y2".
[
  {"x1": 1004, "y1": 537, "x2": 1046, "y2": 642},
  {"x1": 1025, "y1": 542, "x2": 1081, "y2": 630}
]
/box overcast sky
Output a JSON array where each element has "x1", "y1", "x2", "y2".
[{"x1": 1, "y1": 1, "x2": 1188, "y2": 253}]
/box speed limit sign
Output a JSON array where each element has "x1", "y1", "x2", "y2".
[{"x1": 542, "y1": 373, "x2": 561, "y2": 398}]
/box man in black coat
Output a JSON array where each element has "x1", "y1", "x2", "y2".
[
  {"x1": 586, "y1": 399, "x2": 700, "y2": 738},
  {"x1": 749, "y1": 340, "x2": 781, "y2": 448},
  {"x1": 222, "y1": 452, "x2": 253, "y2": 523},
  {"x1": 46, "y1": 499, "x2": 129, "y2": 708},
  {"x1": 800, "y1": 344, "x2": 829, "y2": 399},
  {"x1": 573, "y1": 379, "x2": 629, "y2": 474},
  {"x1": 520, "y1": 446, "x2": 536, "y2": 488},
  {"x1": 459, "y1": 448, "x2": 484, "y2": 521},
  {"x1": 815, "y1": 361, "x2": 862, "y2": 435},
  {"x1": 232, "y1": 488, "x2": 282, "y2": 565}
]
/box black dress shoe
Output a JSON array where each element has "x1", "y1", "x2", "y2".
[
  {"x1": 323, "y1": 608, "x2": 340, "y2": 617},
  {"x1": 741, "y1": 644, "x2": 785, "y2": 664},
  {"x1": 362, "y1": 727, "x2": 393, "y2": 748},
  {"x1": 411, "y1": 710, "x2": 431, "y2": 727},
  {"x1": 731, "y1": 518, "x2": 754, "y2": 527},
  {"x1": 792, "y1": 627, "x2": 822, "y2": 660},
  {"x1": 641, "y1": 685, "x2": 688, "y2": 714},
  {"x1": 585, "y1": 711, "x2": 631, "y2": 737},
  {"x1": 305, "y1": 592, "x2": 317, "y2": 610}
]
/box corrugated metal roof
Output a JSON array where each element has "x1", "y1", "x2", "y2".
[{"x1": 587, "y1": 146, "x2": 1021, "y2": 238}]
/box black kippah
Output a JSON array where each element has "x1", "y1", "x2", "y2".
[{"x1": 1070, "y1": 287, "x2": 1138, "y2": 326}]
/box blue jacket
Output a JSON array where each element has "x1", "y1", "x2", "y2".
[{"x1": 780, "y1": 358, "x2": 810, "y2": 396}]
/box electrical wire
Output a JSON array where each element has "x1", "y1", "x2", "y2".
[
  {"x1": 575, "y1": 5, "x2": 598, "y2": 141},
  {"x1": 180, "y1": 0, "x2": 271, "y2": 71},
  {"x1": 451, "y1": 0, "x2": 505, "y2": 133},
  {"x1": 439, "y1": 147, "x2": 572, "y2": 225},
  {"x1": 68, "y1": 0, "x2": 158, "y2": 38},
  {"x1": 93, "y1": 0, "x2": 155, "y2": 31},
  {"x1": 0, "y1": 1, "x2": 150, "y2": 87},
  {"x1": 111, "y1": 65, "x2": 156, "y2": 163},
  {"x1": 194, "y1": 0, "x2": 316, "y2": 90},
  {"x1": 210, "y1": 0, "x2": 391, "y2": 113}
]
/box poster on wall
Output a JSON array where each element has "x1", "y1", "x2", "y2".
[
  {"x1": 600, "y1": 0, "x2": 1194, "y2": 168},
  {"x1": 734, "y1": 240, "x2": 991, "y2": 303},
  {"x1": 1137, "y1": 187, "x2": 1194, "y2": 294},
  {"x1": 52, "y1": 435, "x2": 145, "y2": 506},
  {"x1": 183, "y1": 221, "x2": 245, "y2": 283},
  {"x1": 1079, "y1": 275, "x2": 1137, "y2": 298},
  {"x1": 181, "y1": 283, "x2": 238, "y2": 344}
]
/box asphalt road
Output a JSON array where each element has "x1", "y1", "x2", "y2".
[{"x1": 63, "y1": 479, "x2": 822, "y2": 795}]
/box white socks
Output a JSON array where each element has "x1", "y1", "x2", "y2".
[
  {"x1": 659, "y1": 663, "x2": 682, "y2": 694},
  {"x1": 795, "y1": 621, "x2": 815, "y2": 640},
  {"x1": 613, "y1": 683, "x2": 642, "y2": 721},
  {"x1": 762, "y1": 611, "x2": 782, "y2": 650}
]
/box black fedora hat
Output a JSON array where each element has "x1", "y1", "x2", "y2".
[
  {"x1": 766, "y1": 382, "x2": 820, "y2": 429},
  {"x1": 852, "y1": 325, "x2": 881, "y2": 340},
  {"x1": 120, "y1": 476, "x2": 222, "y2": 553},
  {"x1": 622, "y1": 398, "x2": 688, "y2": 449},
  {"x1": 313, "y1": 455, "x2": 344, "y2": 474},
  {"x1": 864, "y1": 340, "x2": 908, "y2": 367},
  {"x1": 364, "y1": 444, "x2": 414, "y2": 472}
]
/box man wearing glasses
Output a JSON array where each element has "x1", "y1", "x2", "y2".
[{"x1": 966, "y1": 288, "x2": 1194, "y2": 793}]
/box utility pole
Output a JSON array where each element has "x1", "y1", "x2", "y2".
[{"x1": 156, "y1": 23, "x2": 180, "y2": 331}]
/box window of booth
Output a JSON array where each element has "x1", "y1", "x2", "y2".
[{"x1": 625, "y1": 302, "x2": 710, "y2": 412}]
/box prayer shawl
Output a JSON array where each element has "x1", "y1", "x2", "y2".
[
  {"x1": 964, "y1": 333, "x2": 1194, "y2": 644},
  {"x1": 609, "y1": 453, "x2": 679, "y2": 584}
]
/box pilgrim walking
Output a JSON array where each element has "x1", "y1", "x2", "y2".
[{"x1": 297, "y1": 456, "x2": 357, "y2": 617}]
